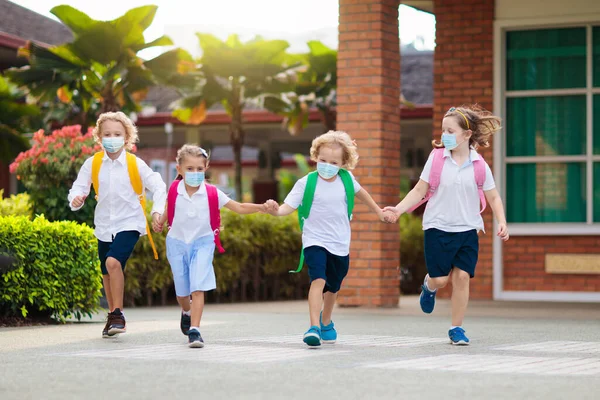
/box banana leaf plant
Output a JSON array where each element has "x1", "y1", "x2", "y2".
[
  {"x1": 0, "y1": 74, "x2": 41, "y2": 163},
  {"x1": 6, "y1": 5, "x2": 194, "y2": 126},
  {"x1": 172, "y1": 33, "x2": 302, "y2": 200},
  {"x1": 261, "y1": 40, "x2": 337, "y2": 135}
]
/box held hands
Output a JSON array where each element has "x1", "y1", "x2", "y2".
[
  {"x1": 152, "y1": 213, "x2": 163, "y2": 233},
  {"x1": 382, "y1": 206, "x2": 401, "y2": 223},
  {"x1": 262, "y1": 199, "x2": 279, "y2": 215},
  {"x1": 72, "y1": 195, "x2": 86, "y2": 208},
  {"x1": 497, "y1": 222, "x2": 509, "y2": 241}
]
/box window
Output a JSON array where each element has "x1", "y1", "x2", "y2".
[{"x1": 504, "y1": 26, "x2": 600, "y2": 225}]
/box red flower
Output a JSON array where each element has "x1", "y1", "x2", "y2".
[{"x1": 41, "y1": 158, "x2": 49, "y2": 164}]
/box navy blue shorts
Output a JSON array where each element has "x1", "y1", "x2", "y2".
[
  {"x1": 303, "y1": 246, "x2": 349, "y2": 293},
  {"x1": 98, "y1": 231, "x2": 140, "y2": 275},
  {"x1": 424, "y1": 228, "x2": 479, "y2": 278}
]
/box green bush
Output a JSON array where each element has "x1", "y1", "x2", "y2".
[
  {"x1": 9, "y1": 125, "x2": 102, "y2": 226},
  {"x1": 0, "y1": 215, "x2": 102, "y2": 321},
  {"x1": 0, "y1": 190, "x2": 32, "y2": 218},
  {"x1": 123, "y1": 207, "x2": 306, "y2": 306},
  {"x1": 399, "y1": 212, "x2": 426, "y2": 294}
]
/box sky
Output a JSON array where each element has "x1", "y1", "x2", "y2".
[{"x1": 10, "y1": 0, "x2": 436, "y2": 59}]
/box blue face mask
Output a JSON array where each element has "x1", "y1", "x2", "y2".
[
  {"x1": 102, "y1": 137, "x2": 125, "y2": 153},
  {"x1": 441, "y1": 133, "x2": 463, "y2": 150},
  {"x1": 317, "y1": 162, "x2": 340, "y2": 179},
  {"x1": 184, "y1": 171, "x2": 205, "y2": 187}
]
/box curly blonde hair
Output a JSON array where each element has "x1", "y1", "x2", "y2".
[
  {"x1": 93, "y1": 111, "x2": 139, "y2": 151},
  {"x1": 309, "y1": 130, "x2": 359, "y2": 170},
  {"x1": 434, "y1": 104, "x2": 502, "y2": 149}
]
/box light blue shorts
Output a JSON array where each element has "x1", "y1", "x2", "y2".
[{"x1": 166, "y1": 234, "x2": 216, "y2": 296}]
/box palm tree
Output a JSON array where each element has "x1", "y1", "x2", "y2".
[
  {"x1": 6, "y1": 5, "x2": 193, "y2": 126},
  {"x1": 0, "y1": 74, "x2": 39, "y2": 163},
  {"x1": 172, "y1": 34, "x2": 301, "y2": 200}
]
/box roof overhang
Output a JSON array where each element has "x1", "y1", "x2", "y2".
[{"x1": 402, "y1": 0, "x2": 434, "y2": 14}]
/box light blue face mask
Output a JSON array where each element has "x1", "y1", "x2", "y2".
[
  {"x1": 317, "y1": 162, "x2": 340, "y2": 179},
  {"x1": 102, "y1": 137, "x2": 125, "y2": 153},
  {"x1": 441, "y1": 133, "x2": 463, "y2": 150},
  {"x1": 184, "y1": 171, "x2": 205, "y2": 187}
]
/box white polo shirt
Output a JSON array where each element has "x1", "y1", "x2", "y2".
[
  {"x1": 167, "y1": 180, "x2": 231, "y2": 244},
  {"x1": 420, "y1": 148, "x2": 495, "y2": 233},
  {"x1": 284, "y1": 172, "x2": 361, "y2": 256}
]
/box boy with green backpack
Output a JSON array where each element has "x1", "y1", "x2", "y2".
[{"x1": 267, "y1": 131, "x2": 391, "y2": 346}]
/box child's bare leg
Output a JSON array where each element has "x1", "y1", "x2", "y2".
[
  {"x1": 308, "y1": 279, "x2": 326, "y2": 326},
  {"x1": 105, "y1": 257, "x2": 124, "y2": 310},
  {"x1": 451, "y1": 268, "x2": 470, "y2": 326},
  {"x1": 190, "y1": 291, "x2": 205, "y2": 328},
  {"x1": 177, "y1": 296, "x2": 191, "y2": 313},
  {"x1": 322, "y1": 291, "x2": 337, "y2": 325},
  {"x1": 427, "y1": 274, "x2": 450, "y2": 291},
  {"x1": 102, "y1": 274, "x2": 113, "y2": 312}
]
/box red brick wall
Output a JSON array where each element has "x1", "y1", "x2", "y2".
[
  {"x1": 504, "y1": 236, "x2": 600, "y2": 292},
  {"x1": 336, "y1": 0, "x2": 401, "y2": 307},
  {"x1": 433, "y1": 0, "x2": 495, "y2": 299}
]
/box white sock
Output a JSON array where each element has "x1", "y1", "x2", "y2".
[
  {"x1": 450, "y1": 326, "x2": 461, "y2": 330},
  {"x1": 190, "y1": 326, "x2": 200, "y2": 332},
  {"x1": 182, "y1": 310, "x2": 191, "y2": 316},
  {"x1": 424, "y1": 275, "x2": 437, "y2": 292}
]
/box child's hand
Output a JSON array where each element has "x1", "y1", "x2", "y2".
[
  {"x1": 264, "y1": 199, "x2": 279, "y2": 215},
  {"x1": 72, "y1": 195, "x2": 86, "y2": 208},
  {"x1": 382, "y1": 206, "x2": 400, "y2": 223},
  {"x1": 497, "y1": 222, "x2": 509, "y2": 241},
  {"x1": 152, "y1": 213, "x2": 163, "y2": 233}
]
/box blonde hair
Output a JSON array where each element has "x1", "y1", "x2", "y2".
[
  {"x1": 93, "y1": 111, "x2": 139, "y2": 151},
  {"x1": 176, "y1": 144, "x2": 210, "y2": 166},
  {"x1": 434, "y1": 104, "x2": 502, "y2": 149},
  {"x1": 310, "y1": 130, "x2": 359, "y2": 170}
]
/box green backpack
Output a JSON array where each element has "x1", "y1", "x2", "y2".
[{"x1": 290, "y1": 169, "x2": 356, "y2": 273}]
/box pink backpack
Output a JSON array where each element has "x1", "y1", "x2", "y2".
[
  {"x1": 167, "y1": 179, "x2": 225, "y2": 253},
  {"x1": 409, "y1": 148, "x2": 487, "y2": 213}
]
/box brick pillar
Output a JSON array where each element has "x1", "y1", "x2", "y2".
[
  {"x1": 433, "y1": 0, "x2": 495, "y2": 299},
  {"x1": 336, "y1": 0, "x2": 401, "y2": 307}
]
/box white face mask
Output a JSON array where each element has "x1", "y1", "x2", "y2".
[{"x1": 102, "y1": 137, "x2": 125, "y2": 153}]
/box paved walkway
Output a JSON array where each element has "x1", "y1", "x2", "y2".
[{"x1": 1, "y1": 297, "x2": 599, "y2": 400}]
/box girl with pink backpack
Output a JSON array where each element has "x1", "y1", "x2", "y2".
[
  {"x1": 153, "y1": 144, "x2": 277, "y2": 348},
  {"x1": 384, "y1": 105, "x2": 509, "y2": 345}
]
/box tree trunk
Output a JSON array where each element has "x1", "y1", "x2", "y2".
[
  {"x1": 321, "y1": 106, "x2": 336, "y2": 131},
  {"x1": 229, "y1": 84, "x2": 245, "y2": 202}
]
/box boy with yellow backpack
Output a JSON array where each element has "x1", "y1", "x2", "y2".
[{"x1": 68, "y1": 111, "x2": 167, "y2": 338}]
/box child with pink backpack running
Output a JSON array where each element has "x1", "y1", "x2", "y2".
[
  {"x1": 384, "y1": 105, "x2": 509, "y2": 345},
  {"x1": 153, "y1": 144, "x2": 276, "y2": 348}
]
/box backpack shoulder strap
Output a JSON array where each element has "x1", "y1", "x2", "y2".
[
  {"x1": 338, "y1": 169, "x2": 355, "y2": 220},
  {"x1": 407, "y1": 148, "x2": 446, "y2": 213},
  {"x1": 126, "y1": 152, "x2": 158, "y2": 260},
  {"x1": 297, "y1": 172, "x2": 318, "y2": 230},
  {"x1": 167, "y1": 179, "x2": 181, "y2": 227},
  {"x1": 290, "y1": 172, "x2": 318, "y2": 274},
  {"x1": 126, "y1": 152, "x2": 143, "y2": 195},
  {"x1": 473, "y1": 153, "x2": 487, "y2": 214},
  {"x1": 91, "y1": 152, "x2": 104, "y2": 200},
  {"x1": 205, "y1": 183, "x2": 225, "y2": 253}
]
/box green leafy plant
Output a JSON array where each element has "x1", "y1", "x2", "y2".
[
  {"x1": 0, "y1": 74, "x2": 40, "y2": 163},
  {"x1": 278, "y1": 154, "x2": 312, "y2": 201},
  {"x1": 6, "y1": 5, "x2": 193, "y2": 126},
  {"x1": 0, "y1": 190, "x2": 32, "y2": 218},
  {"x1": 0, "y1": 215, "x2": 102, "y2": 321},
  {"x1": 9, "y1": 125, "x2": 102, "y2": 225},
  {"x1": 172, "y1": 33, "x2": 302, "y2": 201}
]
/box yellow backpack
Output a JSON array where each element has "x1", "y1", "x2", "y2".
[{"x1": 91, "y1": 151, "x2": 158, "y2": 260}]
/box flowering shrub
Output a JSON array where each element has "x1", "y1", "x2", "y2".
[{"x1": 9, "y1": 125, "x2": 102, "y2": 225}]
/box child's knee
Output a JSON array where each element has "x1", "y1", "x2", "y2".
[
  {"x1": 452, "y1": 269, "x2": 470, "y2": 287},
  {"x1": 105, "y1": 257, "x2": 121, "y2": 273},
  {"x1": 311, "y1": 278, "x2": 326, "y2": 288},
  {"x1": 191, "y1": 291, "x2": 204, "y2": 299},
  {"x1": 429, "y1": 276, "x2": 449, "y2": 289}
]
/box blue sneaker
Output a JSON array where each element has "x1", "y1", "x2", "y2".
[
  {"x1": 320, "y1": 312, "x2": 337, "y2": 344},
  {"x1": 449, "y1": 327, "x2": 470, "y2": 345},
  {"x1": 188, "y1": 329, "x2": 204, "y2": 348},
  {"x1": 303, "y1": 326, "x2": 322, "y2": 347},
  {"x1": 419, "y1": 283, "x2": 436, "y2": 314}
]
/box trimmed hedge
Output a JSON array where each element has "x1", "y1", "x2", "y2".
[
  {"x1": 124, "y1": 208, "x2": 307, "y2": 306},
  {"x1": 0, "y1": 215, "x2": 102, "y2": 321},
  {"x1": 0, "y1": 190, "x2": 32, "y2": 218}
]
